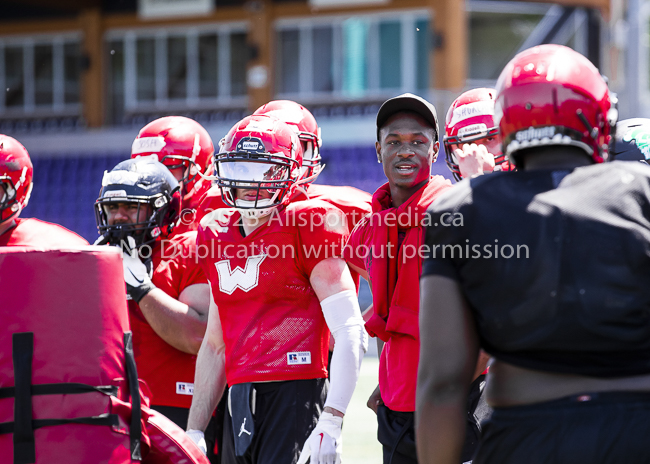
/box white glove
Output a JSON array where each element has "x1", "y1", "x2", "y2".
[
  {"x1": 297, "y1": 412, "x2": 343, "y2": 464},
  {"x1": 186, "y1": 429, "x2": 207, "y2": 454},
  {"x1": 121, "y1": 237, "x2": 155, "y2": 303}
]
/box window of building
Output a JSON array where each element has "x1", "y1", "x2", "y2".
[
  {"x1": 198, "y1": 33, "x2": 218, "y2": 98},
  {"x1": 275, "y1": 10, "x2": 430, "y2": 103},
  {"x1": 0, "y1": 34, "x2": 81, "y2": 117},
  {"x1": 106, "y1": 23, "x2": 248, "y2": 125},
  {"x1": 167, "y1": 35, "x2": 187, "y2": 100},
  {"x1": 469, "y1": 11, "x2": 543, "y2": 80},
  {"x1": 466, "y1": 2, "x2": 591, "y2": 85}
]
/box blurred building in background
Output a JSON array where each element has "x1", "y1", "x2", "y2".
[{"x1": 0, "y1": 0, "x2": 619, "y2": 241}]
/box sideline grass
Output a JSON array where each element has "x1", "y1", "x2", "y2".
[{"x1": 342, "y1": 355, "x2": 382, "y2": 463}]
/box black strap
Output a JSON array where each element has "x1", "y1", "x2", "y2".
[
  {"x1": 12, "y1": 332, "x2": 35, "y2": 464},
  {"x1": 0, "y1": 383, "x2": 118, "y2": 399},
  {"x1": 388, "y1": 414, "x2": 414, "y2": 464},
  {"x1": 124, "y1": 331, "x2": 142, "y2": 461},
  {"x1": 0, "y1": 413, "x2": 119, "y2": 435},
  {"x1": 7, "y1": 332, "x2": 138, "y2": 463}
]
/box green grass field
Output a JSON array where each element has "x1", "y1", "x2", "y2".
[{"x1": 342, "y1": 355, "x2": 383, "y2": 463}]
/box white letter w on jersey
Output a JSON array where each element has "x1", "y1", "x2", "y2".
[{"x1": 215, "y1": 254, "x2": 267, "y2": 295}]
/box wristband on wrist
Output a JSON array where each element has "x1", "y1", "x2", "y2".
[{"x1": 126, "y1": 282, "x2": 157, "y2": 304}]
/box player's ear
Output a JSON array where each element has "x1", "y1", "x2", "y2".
[
  {"x1": 375, "y1": 141, "x2": 382, "y2": 164},
  {"x1": 431, "y1": 141, "x2": 440, "y2": 164}
]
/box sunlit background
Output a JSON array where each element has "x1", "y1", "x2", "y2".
[
  {"x1": 1, "y1": 0, "x2": 633, "y2": 460},
  {"x1": 2, "y1": 0, "x2": 630, "y2": 243}
]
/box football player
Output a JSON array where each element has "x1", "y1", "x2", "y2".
[
  {"x1": 417, "y1": 44, "x2": 650, "y2": 464},
  {"x1": 94, "y1": 157, "x2": 218, "y2": 461},
  {"x1": 0, "y1": 134, "x2": 87, "y2": 247},
  {"x1": 186, "y1": 114, "x2": 367, "y2": 464},
  {"x1": 344, "y1": 93, "x2": 489, "y2": 464},
  {"x1": 444, "y1": 88, "x2": 513, "y2": 180},
  {"x1": 131, "y1": 116, "x2": 215, "y2": 234},
  {"x1": 253, "y1": 100, "x2": 374, "y2": 353}
]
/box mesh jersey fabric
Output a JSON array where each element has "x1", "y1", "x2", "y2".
[{"x1": 197, "y1": 199, "x2": 349, "y2": 385}]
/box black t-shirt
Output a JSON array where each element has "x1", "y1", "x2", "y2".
[{"x1": 422, "y1": 160, "x2": 650, "y2": 377}]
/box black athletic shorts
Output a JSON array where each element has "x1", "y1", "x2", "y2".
[
  {"x1": 151, "y1": 403, "x2": 223, "y2": 464},
  {"x1": 222, "y1": 378, "x2": 327, "y2": 464},
  {"x1": 475, "y1": 391, "x2": 650, "y2": 464}
]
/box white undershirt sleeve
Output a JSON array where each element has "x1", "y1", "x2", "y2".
[{"x1": 320, "y1": 289, "x2": 368, "y2": 414}]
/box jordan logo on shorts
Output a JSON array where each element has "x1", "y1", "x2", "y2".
[
  {"x1": 239, "y1": 418, "x2": 252, "y2": 437},
  {"x1": 215, "y1": 254, "x2": 267, "y2": 295}
]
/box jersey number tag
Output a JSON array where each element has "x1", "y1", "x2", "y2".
[{"x1": 215, "y1": 254, "x2": 267, "y2": 295}]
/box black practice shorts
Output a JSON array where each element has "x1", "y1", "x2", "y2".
[
  {"x1": 151, "y1": 403, "x2": 223, "y2": 464},
  {"x1": 475, "y1": 391, "x2": 650, "y2": 464},
  {"x1": 222, "y1": 378, "x2": 327, "y2": 464}
]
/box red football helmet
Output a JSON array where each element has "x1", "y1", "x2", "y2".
[
  {"x1": 495, "y1": 44, "x2": 615, "y2": 166},
  {"x1": 131, "y1": 116, "x2": 214, "y2": 209},
  {"x1": 216, "y1": 114, "x2": 303, "y2": 218},
  {"x1": 0, "y1": 135, "x2": 33, "y2": 225},
  {"x1": 444, "y1": 88, "x2": 513, "y2": 180},
  {"x1": 253, "y1": 100, "x2": 322, "y2": 181}
]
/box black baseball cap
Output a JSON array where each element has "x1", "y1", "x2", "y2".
[{"x1": 376, "y1": 93, "x2": 439, "y2": 141}]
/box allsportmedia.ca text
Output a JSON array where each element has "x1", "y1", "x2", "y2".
[{"x1": 177, "y1": 207, "x2": 466, "y2": 230}]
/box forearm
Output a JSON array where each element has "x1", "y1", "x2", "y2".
[
  {"x1": 416, "y1": 353, "x2": 474, "y2": 463},
  {"x1": 416, "y1": 397, "x2": 467, "y2": 464},
  {"x1": 138, "y1": 288, "x2": 207, "y2": 353},
  {"x1": 417, "y1": 275, "x2": 480, "y2": 464},
  {"x1": 187, "y1": 339, "x2": 227, "y2": 431}
]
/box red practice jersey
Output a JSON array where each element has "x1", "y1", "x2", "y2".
[
  {"x1": 0, "y1": 218, "x2": 88, "y2": 247},
  {"x1": 197, "y1": 200, "x2": 348, "y2": 386},
  {"x1": 129, "y1": 231, "x2": 207, "y2": 409}
]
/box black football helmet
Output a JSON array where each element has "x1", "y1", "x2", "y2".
[
  {"x1": 612, "y1": 118, "x2": 650, "y2": 163},
  {"x1": 94, "y1": 157, "x2": 180, "y2": 249}
]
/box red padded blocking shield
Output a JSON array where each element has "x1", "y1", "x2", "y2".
[
  {"x1": 0, "y1": 246, "x2": 135, "y2": 463},
  {"x1": 0, "y1": 247, "x2": 211, "y2": 464},
  {"x1": 142, "y1": 407, "x2": 210, "y2": 464}
]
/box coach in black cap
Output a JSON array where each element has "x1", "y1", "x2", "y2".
[
  {"x1": 344, "y1": 93, "x2": 490, "y2": 464},
  {"x1": 375, "y1": 92, "x2": 439, "y2": 142}
]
